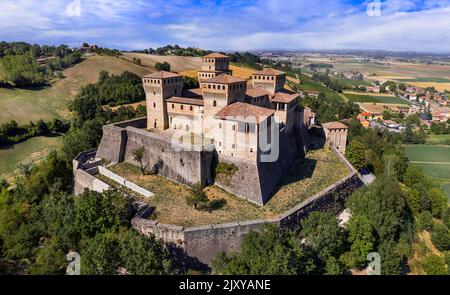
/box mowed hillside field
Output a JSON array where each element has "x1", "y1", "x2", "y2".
[
  {"x1": 0, "y1": 55, "x2": 151, "y2": 124},
  {"x1": 405, "y1": 145, "x2": 450, "y2": 199}
]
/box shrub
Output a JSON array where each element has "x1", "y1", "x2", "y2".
[
  {"x1": 185, "y1": 183, "x2": 209, "y2": 210},
  {"x1": 423, "y1": 254, "x2": 447, "y2": 275},
  {"x1": 215, "y1": 162, "x2": 238, "y2": 176},
  {"x1": 431, "y1": 224, "x2": 450, "y2": 252},
  {"x1": 418, "y1": 211, "x2": 433, "y2": 231}
]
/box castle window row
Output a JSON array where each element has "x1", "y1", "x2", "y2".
[
  {"x1": 253, "y1": 75, "x2": 275, "y2": 81},
  {"x1": 200, "y1": 73, "x2": 214, "y2": 78},
  {"x1": 143, "y1": 77, "x2": 182, "y2": 84},
  {"x1": 170, "y1": 103, "x2": 195, "y2": 111},
  {"x1": 203, "y1": 58, "x2": 228, "y2": 63},
  {"x1": 202, "y1": 83, "x2": 245, "y2": 90}
]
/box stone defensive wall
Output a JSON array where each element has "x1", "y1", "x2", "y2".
[
  {"x1": 95, "y1": 117, "x2": 214, "y2": 186},
  {"x1": 131, "y1": 146, "x2": 363, "y2": 265}
]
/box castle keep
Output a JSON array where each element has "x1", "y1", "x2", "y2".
[{"x1": 91, "y1": 53, "x2": 309, "y2": 205}]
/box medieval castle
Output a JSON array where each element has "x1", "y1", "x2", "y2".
[{"x1": 94, "y1": 53, "x2": 313, "y2": 205}]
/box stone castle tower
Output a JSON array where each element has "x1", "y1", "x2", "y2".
[
  {"x1": 142, "y1": 71, "x2": 183, "y2": 130},
  {"x1": 198, "y1": 53, "x2": 233, "y2": 82},
  {"x1": 251, "y1": 68, "x2": 286, "y2": 94}
]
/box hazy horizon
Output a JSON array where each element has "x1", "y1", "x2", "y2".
[{"x1": 1, "y1": 0, "x2": 450, "y2": 53}]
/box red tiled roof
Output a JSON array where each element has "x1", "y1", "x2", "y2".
[
  {"x1": 203, "y1": 53, "x2": 228, "y2": 58},
  {"x1": 214, "y1": 102, "x2": 275, "y2": 124},
  {"x1": 143, "y1": 71, "x2": 182, "y2": 79},
  {"x1": 166, "y1": 97, "x2": 204, "y2": 106},
  {"x1": 322, "y1": 122, "x2": 348, "y2": 130},
  {"x1": 271, "y1": 92, "x2": 299, "y2": 103},
  {"x1": 182, "y1": 88, "x2": 202, "y2": 98},
  {"x1": 253, "y1": 68, "x2": 285, "y2": 76},
  {"x1": 246, "y1": 86, "x2": 269, "y2": 98},
  {"x1": 203, "y1": 74, "x2": 246, "y2": 84}
]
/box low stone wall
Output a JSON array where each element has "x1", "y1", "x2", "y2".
[
  {"x1": 131, "y1": 146, "x2": 363, "y2": 266},
  {"x1": 98, "y1": 166, "x2": 154, "y2": 198},
  {"x1": 74, "y1": 167, "x2": 111, "y2": 195}
]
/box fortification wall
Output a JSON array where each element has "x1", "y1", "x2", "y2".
[
  {"x1": 123, "y1": 127, "x2": 214, "y2": 186},
  {"x1": 131, "y1": 146, "x2": 363, "y2": 266},
  {"x1": 96, "y1": 118, "x2": 147, "y2": 163}
]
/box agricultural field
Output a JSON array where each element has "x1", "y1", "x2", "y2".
[
  {"x1": 0, "y1": 55, "x2": 151, "y2": 124},
  {"x1": 343, "y1": 92, "x2": 411, "y2": 105},
  {"x1": 426, "y1": 134, "x2": 450, "y2": 145},
  {"x1": 122, "y1": 52, "x2": 201, "y2": 72},
  {"x1": 405, "y1": 145, "x2": 450, "y2": 199},
  {"x1": 0, "y1": 136, "x2": 63, "y2": 181},
  {"x1": 102, "y1": 147, "x2": 348, "y2": 227},
  {"x1": 298, "y1": 74, "x2": 343, "y2": 101}
]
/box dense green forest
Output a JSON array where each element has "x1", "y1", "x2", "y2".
[
  {"x1": 68, "y1": 71, "x2": 145, "y2": 112},
  {"x1": 0, "y1": 42, "x2": 82, "y2": 87}
]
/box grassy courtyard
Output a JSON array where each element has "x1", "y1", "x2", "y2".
[{"x1": 101, "y1": 147, "x2": 349, "y2": 227}]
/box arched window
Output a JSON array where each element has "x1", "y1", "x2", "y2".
[{"x1": 213, "y1": 100, "x2": 217, "y2": 107}]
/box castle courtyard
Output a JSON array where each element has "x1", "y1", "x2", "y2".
[{"x1": 96, "y1": 145, "x2": 349, "y2": 227}]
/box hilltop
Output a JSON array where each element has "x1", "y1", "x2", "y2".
[{"x1": 0, "y1": 55, "x2": 151, "y2": 124}]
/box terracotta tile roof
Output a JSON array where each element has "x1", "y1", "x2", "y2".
[
  {"x1": 322, "y1": 122, "x2": 349, "y2": 130},
  {"x1": 246, "y1": 86, "x2": 269, "y2": 98},
  {"x1": 253, "y1": 68, "x2": 285, "y2": 76},
  {"x1": 166, "y1": 97, "x2": 204, "y2": 106},
  {"x1": 143, "y1": 71, "x2": 182, "y2": 79},
  {"x1": 181, "y1": 88, "x2": 202, "y2": 98},
  {"x1": 203, "y1": 53, "x2": 229, "y2": 58},
  {"x1": 271, "y1": 91, "x2": 299, "y2": 103},
  {"x1": 203, "y1": 74, "x2": 246, "y2": 84},
  {"x1": 214, "y1": 102, "x2": 275, "y2": 124}
]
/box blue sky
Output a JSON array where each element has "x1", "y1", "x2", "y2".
[{"x1": 0, "y1": 0, "x2": 450, "y2": 52}]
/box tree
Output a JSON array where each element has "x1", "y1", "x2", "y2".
[
  {"x1": 428, "y1": 188, "x2": 447, "y2": 218},
  {"x1": 213, "y1": 225, "x2": 318, "y2": 275},
  {"x1": 185, "y1": 183, "x2": 209, "y2": 210},
  {"x1": 341, "y1": 215, "x2": 375, "y2": 268},
  {"x1": 300, "y1": 212, "x2": 345, "y2": 260},
  {"x1": 345, "y1": 140, "x2": 366, "y2": 170},
  {"x1": 80, "y1": 231, "x2": 121, "y2": 275},
  {"x1": 423, "y1": 254, "x2": 447, "y2": 275},
  {"x1": 347, "y1": 176, "x2": 412, "y2": 242},
  {"x1": 378, "y1": 239, "x2": 402, "y2": 275},
  {"x1": 132, "y1": 146, "x2": 147, "y2": 175},
  {"x1": 74, "y1": 189, "x2": 131, "y2": 238},
  {"x1": 155, "y1": 61, "x2": 171, "y2": 71},
  {"x1": 418, "y1": 210, "x2": 433, "y2": 231},
  {"x1": 431, "y1": 224, "x2": 450, "y2": 252},
  {"x1": 118, "y1": 228, "x2": 177, "y2": 275}
]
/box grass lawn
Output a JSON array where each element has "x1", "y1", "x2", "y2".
[
  {"x1": 405, "y1": 145, "x2": 450, "y2": 199},
  {"x1": 426, "y1": 134, "x2": 450, "y2": 145},
  {"x1": 103, "y1": 147, "x2": 349, "y2": 227},
  {"x1": 344, "y1": 93, "x2": 410, "y2": 105},
  {"x1": 0, "y1": 55, "x2": 150, "y2": 124},
  {"x1": 0, "y1": 136, "x2": 63, "y2": 180}
]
